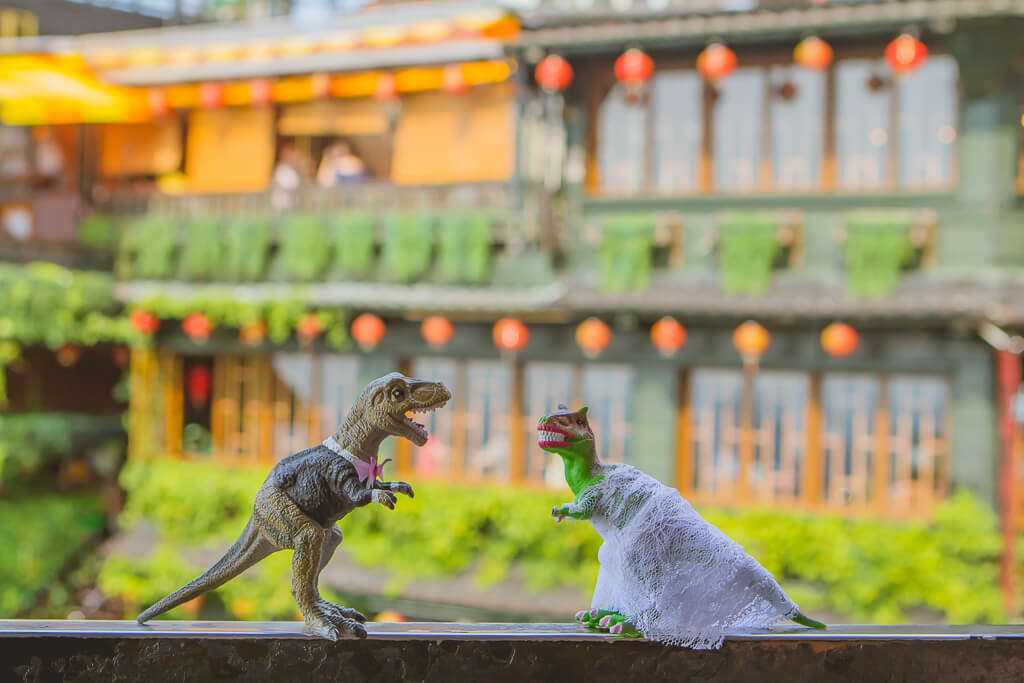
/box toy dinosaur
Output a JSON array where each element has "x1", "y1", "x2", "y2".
[
  {"x1": 538, "y1": 404, "x2": 825, "y2": 649},
  {"x1": 137, "y1": 372, "x2": 451, "y2": 640}
]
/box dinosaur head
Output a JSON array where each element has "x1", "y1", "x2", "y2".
[
  {"x1": 355, "y1": 372, "x2": 451, "y2": 446},
  {"x1": 537, "y1": 404, "x2": 595, "y2": 460}
]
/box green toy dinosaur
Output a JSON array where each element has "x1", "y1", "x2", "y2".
[
  {"x1": 538, "y1": 404, "x2": 825, "y2": 648},
  {"x1": 137, "y1": 372, "x2": 451, "y2": 640}
]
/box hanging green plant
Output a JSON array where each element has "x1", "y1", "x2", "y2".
[
  {"x1": 843, "y1": 213, "x2": 914, "y2": 297},
  {"x1": 328, "y1": 213, "x2": 376, "y2": 279},
  {"x1": 438, "y1": 213, "x2": 493, "y2": 285},
  {"x1": 599, "y1": 214, "x2": 656, "y2": 293},
  {"x1": 0, "y1": 263, "x2": 133, "y2": 351},
  {"x1": 178, "y1": 218, "x2": 224, "y2": 281},
  {"x1": 383, "y1": 213, "x2": 434, "y2": 283},
  {"x1": 718, "y1": 213, "x2": 781, "y2": 295},
  {"x1": 223, "y1": 217, "x2": 272, "y2": 282},
  {"x1": 122, "y1": 215, "x2": 179, "y2": 281},
  {"x1": 277, "y1": 214, "x2": 331, "y2": 282}
]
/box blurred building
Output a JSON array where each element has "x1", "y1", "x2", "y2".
[{"x1": 0, "y1": 0, "x2": 1022, "y2": 523}]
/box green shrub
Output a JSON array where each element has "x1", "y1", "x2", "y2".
[
  {"x1": 124, "y1": 215, "x2": 178, "y2": 280},
  {"x1": 382, "y1": 214, "x2": 433, "y2": 283},
  {"x1": 0, "y1": 414, "x2": 122, "y2": 490},
  {"x1": 223, "y1": 217, "x2": 272, "y2": 282},
  {"x1": 600, "y1": 214, "x2": 655, "y2": 293},
  {"x1": 177, "y1": 218, "x2": 224, "y2": 281},
  {"x1": 100, "y1": 459, "x2": 1006, "y2": 624},
  {"x1": 0, "y1": 494, "x2": 105, "y2": 616},
  {"x1": 78, "y1": 215, "x2": 118, "y2": 250},
  {"x1": 328, "y1": 213, "x2": 376, "y2": 279},
  {"x1": 438, "y1": 213, "x2": 492, "y2": 285},
  {"x1": 718, "y1": 212, "x2": 781, "y2": 294},
  {"x1": 277, "y1": 215, "x2": 330, "y2": 282}
]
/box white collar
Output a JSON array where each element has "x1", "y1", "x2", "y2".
[{"x1": 322, "y1": 435, "x2": 360, "y2": 466}]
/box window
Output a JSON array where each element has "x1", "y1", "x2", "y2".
[
  {"x1": 582, "y1": 364, "x2": 634, "y2": 466},
  {"x1": 683, "y1": 368, "x2": 950, "y2": 516},
  {"x1": 462, "y1": 360, "x2": 513, "y2": 480},
  {"x1": 591, "y1": 51, "x2": 958, "y2": 196},
  {"x1": 836, "y1": 55, "x2": 958, "y2": 190},
  {"x1": 410, "y1": 358, "x2": 458, "y2": 478},
  {"x1": 524, "y1": 362, "x2": 576, "y2": 486}
]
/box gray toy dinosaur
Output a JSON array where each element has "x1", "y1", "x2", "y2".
[{"x1": 137, "y1": 372, "x2": 451, "y2": 640}]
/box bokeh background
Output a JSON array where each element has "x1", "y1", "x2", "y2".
[{"x1": 1, "y1": 0, "x2": 1023, "y2": 627}]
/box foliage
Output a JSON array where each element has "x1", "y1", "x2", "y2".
[
  {"x1": 177, "y1": 218, "x2": 224, "y2": 281},
  {"x1": 0, "y1": 493, "x2": 105, "y2": 617},
  {"x1": 718, "y1": 213, "x2": 781, "y2": 295},
  {"x1": 78, "y1": 215, "x2": 118, "y2": 250},
  {"x1": 383, "y1": 214, "x2": 434, "y2": 283},
  {"x1": 438, "y1": 213, "x2": 492, "y2": 285},
  {"x1": 277, "y1": 214, "x2": 330, "y2": 282},
  {"x1": 223, "y1": 217, "x2": 272, "y2": 282},
  {"x1": 328, "y1": 213, "x2": 377, "y2": 279},
  {"x1": 599, "y1": 214, "x2": 655, "y2": 293},
  {"x1": 99, "y1": 459, "x2": 1006, "y2": 624},
  {"x1": 0, "y1": 262, "x2": 136, "y2": 350},
  {"x1": 131, "y1": 295, "x2": 349, "y2": 349},
  {"x1": 844, "y1": 213, "x2": 914, "y2": 297},
  {"x1": 0, "y1": 413, "x2": 123, "y2": 490},
  {"x1": 121, "y1": 215, "x2": 178, "y2": 280}
]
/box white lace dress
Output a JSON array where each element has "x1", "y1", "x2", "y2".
[{"x1": 586, "y1": 464, "x2": 799, "y2": 649}]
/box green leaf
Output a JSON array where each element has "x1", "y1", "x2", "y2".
[
  {"x1": 328, "y1": 213, "x2": 376, "y2": 279},
  {"x1": 844, "y1": 213, "x2": 915, "y2": 297},
  {"x1": 129, "y1": 215, "x2": 179, "y2": 281},
  {"x1": 178, "y1": 218, "x2": 224, "y2": 281},
  {"x1": 223, "y1": 217, "x2": 272, "y2": 282},
  {"x1": 278, "y1": 215, "x2": 331, "y2": 282},
  {"x1": 438, "y1": 213, "x2": 492, "y2": 285}
]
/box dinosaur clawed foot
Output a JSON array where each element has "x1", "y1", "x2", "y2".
[
  {"x1": 575, "y1": 608, "x2": 642, "y2": 638},
  {"x1": 304, "y1": 601, "x2": 368, "y2": 640},
  {"x1": 317, "y1": 599, "x2": 367, "y2": 624}
]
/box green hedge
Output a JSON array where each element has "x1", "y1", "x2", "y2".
[
  {"x1": 99, "y1": 459, "x2": 1005, "y2": 624},
  {"x1": 0, "y1": 494, "x2": 105, "y2": 617},
  {"x1": 0, "y1": 413, "x2": 123, "y2": 490}
]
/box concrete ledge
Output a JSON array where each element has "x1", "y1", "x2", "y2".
[{"x1": 4, "y1": 621, "x2": 1024, "y2": 681}]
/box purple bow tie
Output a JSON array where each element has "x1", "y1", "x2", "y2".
[{"x1": 352, "y1": 455, "x2": 391, "y2": 488}]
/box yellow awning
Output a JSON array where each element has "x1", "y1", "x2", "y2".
[{"x1": 0, "y1": 55, "x2": 148, "y2": 126}]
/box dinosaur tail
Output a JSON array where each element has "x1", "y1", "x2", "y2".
[
  {"x1": 137, "y1": 517, "x2": 275, "y2": 624},
  {"x1": 792, "y1": 611, "x2": 827, "y2": 629}
]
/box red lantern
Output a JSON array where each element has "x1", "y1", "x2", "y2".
[
  {"x1": 130, "y1": 310, "x2": 160, "y2": 335},
  {"x1": 198, "y1": 82, "x2": 224, "y2": 109},
  {"x1": 148, "y1": 89, "x2": 170, "y2": 118},
  {"x1": 239, "y1": 320, "x2": 267, "y2": 346},
  {"x1": 421, "y1": 316, "x2": 454, "y2": 349},
  {"x1": 187, "y1": 366, "x2": 212, "y2": 405},
  {"x1": 614, "y1": 48, "x2": 654, "y2": 102},
  {"x1": 885, "y1": 34, "x2": 927, "y2": 74},
  {"x1": 351, "y1": 313, "x2": 386, "y2": 350},
  {"x1": 697, "y1": 43, "x2": 737, "y2": 82},
  {"x1": 297, "y1": 313, "x2": 322, "y2": 341},
  {"x1": 651, "y1": 317, "x2": 687, "y2": 357},
  {"x1": 250, "y1": 77, "x2": 273, "y2": 106},
  {"x1": 374, "y1": 73, "x2": 399, "y2": 101},
  {"x1": 575, "y1": 317, "x2": 612, "y2": 359},
  {"x1": 821, "y1": 322, "x2": 859, "y2": 357},
  {"x1": 493, "y1": 317, "x2": 529, "y2": 353},
  {"x1": 732, "y1": 320, "x2": 770, "y2": 361},
  {"x1": 311, "y1": 72, "x2": 331, "y2": 99},
  {"x1": 182, "y1": 313, "x2": 213, "y2": 342},
  {"x1": 534, "y1": 54, "x2": 573, "y2": 93},
  {"x1": 442, "y1": 64, "x2": 470, "y2": 95},
  {"x1": 793, "y1": 36, "x2": 833, "y2": 70},
  {"x1": 56, "y1": 344, "x2": 81, "y2": 367}
]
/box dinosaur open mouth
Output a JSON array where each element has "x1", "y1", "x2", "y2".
[
  {"x1": 403, "y1": 398, "x2": 450, "y2": 442},
  {"x1": 537, "y1": 423, "x2": 572, "y2": 449}
]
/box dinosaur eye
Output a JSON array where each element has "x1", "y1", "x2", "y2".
[
  {"x1": 576, "y1": 418, "x2": 584, "y2": 426},
  {"x1": 391, "y1": 388, "x2": 404, "y2": 400}
]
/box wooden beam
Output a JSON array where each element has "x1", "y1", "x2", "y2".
[{"x1": 803, "y1": 372, "x2": 824, "y2": 506}]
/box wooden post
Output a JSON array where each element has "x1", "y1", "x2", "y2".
[
  {"x1": 997, "y1": 350, "x2": 1021, "y2": 616},
  {"x1": 509, "y1": 360, "x2": 525, "y2": 484},
  {"x1": 676, "y1": 369, "x2": 693, "y2": 495},
  {"x1": 738, "y1": 358, "x2": 757, "y2": 502},
  {"x1": 873, "y1": 374, "x2": 891, "y2": 516},
  {"x1": 803, "y1": 372, "x2": 824, "y2": 507},
  {"x1": 396, "y1": 358, "x2": 413, "y2": 477}
]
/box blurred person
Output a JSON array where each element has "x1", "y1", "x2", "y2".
[
  {"x1": 32, "y1": 126, "x2": 64, "y2": 188},
  {"x1": 272, "y1": 143, "x2": 310, "y2": 210},
  {"x1": 317, "y1": 141, "x2": 367, "y2": 186}
]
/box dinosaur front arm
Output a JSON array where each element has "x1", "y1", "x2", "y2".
[{"x1": 553, "y1": 487, "x2": 599, "y2": 522}]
